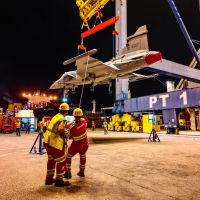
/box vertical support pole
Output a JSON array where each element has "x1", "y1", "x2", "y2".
[
  {"x1": 167, "y1": 0, "x2": 200, "y2": 68},
  {"x1": 29, "y1": 133, "x2": 40, "y2": 153},
  {"x1": 199, "y1": 0, "x2": 200, "y2": 14},
  {"x1": 189, "y1": 108, "x2": 196, "y2": 131},
  {"x1": 115, "y1": 0, "x2": 129, "y2": 102},
  {"x1": 39, "y1": 131, "x2": 43, "y2": 155},
  {"x1": 115, "y1": 0, "x2": 127, "y2": 56},
  {"x1": 198, "y1": 109, "x2": 200, "y2": 130}
]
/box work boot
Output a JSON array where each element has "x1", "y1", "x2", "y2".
[
  {"x1": 54, "y1": 179, "x2": 70, "y2": 187},
  {"x1": 45, "y1": 179, "x2": 55, "y2": 185},
  {"x1": 77, "y1": 171, "x2": 85, "y2": 177},
  {"x1": 64, "y1": 171, "x2": 72, "y2": 179}
]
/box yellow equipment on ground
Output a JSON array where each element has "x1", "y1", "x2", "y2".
[
  {"x1": 130, "y1": 120, "x2": 140, "y2": 132},
  {"x1": 178, "y1": 109, "x2": 191, "y2": 130},
  {"x1": 108, "y1": 114, "x2": 121, "y2": 131},
  {"x1": 121, "y1": 113, "x2": 131, "y2": 132},
  {"x1": 107, "y1": 121, "x2": 114, "y2": 131},
  {"x1": 107, "y1": 114, "x2": 163, "y2": 133},
  {"x1": 121, "y1": 113, "x2": 143, "y2": 133},
  {"x1": 114, "y1": 121, "x2": 122, "y2": 131},
  {"x1": 108, "y1": 113, "x2": 143, "y2": 133},
  {"x1": 142, "y1": 114, "x2": 162, "y2": 133}
]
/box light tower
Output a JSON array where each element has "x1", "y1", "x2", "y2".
[{"x1": 92, "y1": 99, "x2": 96, "y2": 113}]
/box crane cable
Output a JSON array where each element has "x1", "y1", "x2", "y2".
[
  {"x1": 192, "y1": 39, "x2": 200, "y2": 46},
  {"x1": 79, "y1": 53, "x2": 90, "y2": 107},
  {"x1": 155, "y1": 77, "x2": 167, "y2": 88}
]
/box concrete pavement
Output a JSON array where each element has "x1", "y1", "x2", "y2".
[{"x1": 0, "y1": 130, "x2": 200, "y2": 200}]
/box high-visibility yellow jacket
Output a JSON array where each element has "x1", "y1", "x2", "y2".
[
  {"x1": 15, "y1": 122, "x2": 21, "y2": 129},
  {"x1": 103, "y1": 121, "x2": 108, "y2": 128},
  {"x1": 43, "y1": 113, "x2": 66, "y2": 150}
]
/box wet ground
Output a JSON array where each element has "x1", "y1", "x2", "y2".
[{"x1": 0, "y1": 130, "x2": 200, "y2": 200}]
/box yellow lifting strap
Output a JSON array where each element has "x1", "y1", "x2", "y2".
[{"x1": 81, "y1": 20, "x2": 90, "y2": 30}]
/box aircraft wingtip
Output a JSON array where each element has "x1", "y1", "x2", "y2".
[{"x1": 63, "y1": 49, "x2": 98, "y2": 66}]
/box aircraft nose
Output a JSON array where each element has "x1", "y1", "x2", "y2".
[{"x1": 145, "y1": 51, "x2": 162, "y2": 65}]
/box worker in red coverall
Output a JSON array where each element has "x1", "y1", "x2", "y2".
[{"x1": 64, "y1": 108, "x2": 88, "y2": 179}]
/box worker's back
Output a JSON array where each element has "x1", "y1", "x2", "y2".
[{"x1": 43, "y1": 113, "x2": 66, "y2": 150}]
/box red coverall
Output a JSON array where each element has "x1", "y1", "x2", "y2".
[{"x1": 66, "y1": 118, "x2": 88, "y2": 174}]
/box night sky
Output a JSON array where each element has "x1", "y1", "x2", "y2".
[{"x1": 0, "y1": 0, "x2": 199, "y2": 111}]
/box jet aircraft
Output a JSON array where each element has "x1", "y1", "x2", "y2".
[{"x1": 50, "y1": 25, "x2": 161, "y2": 93}]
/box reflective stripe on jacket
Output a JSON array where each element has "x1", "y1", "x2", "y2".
[
  {"x1": 43, "y1": 113, "x2": 66, "y2": 150},
  {"x1": 73, "y1": 131, "x2": 87, "y2": 141}
]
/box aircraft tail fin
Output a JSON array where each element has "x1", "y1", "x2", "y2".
[{"x1": 121, "y1": 25, "x2": 149, "y2": 54}]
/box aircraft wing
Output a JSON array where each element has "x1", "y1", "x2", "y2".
[
  {"x1": 63, "y1": 48, "x2": 118, "y2": 79},
  {"x1": 76, "y1": 56, "x2": 119, "y2": 78},
  {"x1": 63, "y1": 49, "x2": 97, "y2": 65},
  {"x1": 116, "y1": 72, "x2": 159, "y2": 82},
  {"x1": 129, "y1": 73, "x2": 158, "y2": 82},
  {"x1": 50, "y1": 71, "x2": 77, "y2": 89}
]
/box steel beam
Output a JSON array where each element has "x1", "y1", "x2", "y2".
[
  {"x1": 167, "y1": 0, "x2": 200, "y2": 68},
  {"x1": 176, "y1": 48, "x2": 200, "y2": 90},
  {"x1": 146, "y1": 59, "x2": 200, "y2": 83}
]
